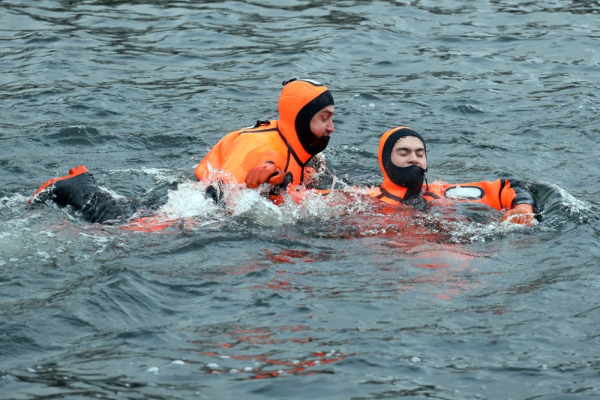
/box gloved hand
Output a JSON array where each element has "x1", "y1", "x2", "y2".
[
  {"x1": 245, "y1": 161, "x2": 285, "y2": 189},
  {"x1": 500, "y1": 204, "x2": 536, "y2": 226}
]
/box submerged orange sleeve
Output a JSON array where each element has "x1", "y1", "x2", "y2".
[
  {"x1": 498, "y1": 180, "x2": 519, "y2": 209},
  {"x1": 441, "y1": 179, "x2": 520, "y2": 211}
]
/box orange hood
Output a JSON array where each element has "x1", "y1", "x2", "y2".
[
  {"x1": 277, "y1": 79, "x2": 334, "y2": 163},
  {"x1": 379, "y1": 126, "x2": 427, "y2": 200}
]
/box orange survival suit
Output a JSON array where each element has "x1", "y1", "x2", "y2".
[
  {"x1": 26, "y1": 80, "x2": 335, "y2": 224},
  {"x1": 194, "y1": 79, "x2": 334, "y2": 191},
  {"x1": 370, "y1": 126, "x2": 537, "y2": 213}
]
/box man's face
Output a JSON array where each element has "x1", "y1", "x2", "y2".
[
  {"x1": 309, "y1": 105, "x2": 335, "y2": 138},
  {"x1": 390, "y1": 136, "x2": 427, "y2": 169}
]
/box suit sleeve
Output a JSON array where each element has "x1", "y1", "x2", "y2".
[
  {"x1": 484, "y1": 179, "x2": 536, "y2": 211},
  {"x1": 502, "y1": 179, "x2": 537, "y2": 211},
  {"x1": 445, "y1": 179, "x2": 537, "y2": 212}
]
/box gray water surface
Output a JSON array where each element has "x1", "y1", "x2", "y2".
[{"x1": 1, "y1": 1, "x2": 600, "y2": 399}]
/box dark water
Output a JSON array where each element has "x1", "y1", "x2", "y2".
[{"x1": 2, "y1": 0, "x2": 600, "y2": 399}]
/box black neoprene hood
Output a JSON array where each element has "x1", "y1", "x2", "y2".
[{"x1": 294, "y1": 89, "x2": 335, "y2": 155}]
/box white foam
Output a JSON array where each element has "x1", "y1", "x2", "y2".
[
  {"x1": 1, "y1": 194, "x2": 30, "y2": 211},
  {"x1": 158, "y1": 181, "x2": 220, "y2": 219},
  {"x1": 546, "y1": 182, "x2": 591, "y2": 215},
  {"x1": 152, "y1": 170, "x2": 374, "y2": 227},
  {"x1": 228, "y1": 187, "x2": 283, "y2": 226}
]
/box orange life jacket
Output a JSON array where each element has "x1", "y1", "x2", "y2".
[
  {"x1": 195, "y1": 79, "x2": 333, "y2": 186},
  {"x1": 194, "y1": 120, "x2": 310, "y2": 186}
]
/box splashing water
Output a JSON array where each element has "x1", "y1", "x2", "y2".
[{"x1": 159, "y1": 181, "x2": 221, "y2": 219}]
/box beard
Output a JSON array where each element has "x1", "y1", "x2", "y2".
[
  {"x1": 386, "y1": 164, "x2": 426, "y2": 200},
  {"x1": 301, "y1": 133, "x2": 330, "y2": 156}
]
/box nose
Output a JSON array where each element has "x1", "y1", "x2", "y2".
[
  {"x1": 327, "y1": 120, "x2": 334, "y2": 133},
  {"x1": 406, "y1": 152, "x2": 419, "y2": 164}
]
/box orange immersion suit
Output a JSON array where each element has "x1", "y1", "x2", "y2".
[
  {"x1": 194, "y1": 79, "x2": 334, "y2": 187},
  {"x1": 26, "y1": 80, "x2": 336, "y2": 225},
  {"x1": 370, "y1": 126, "x2": 537, "y2": 212}
]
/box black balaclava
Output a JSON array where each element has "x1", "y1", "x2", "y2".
[
  {"x1": 381, "y1": 127, "x2": 427, "y2": 200},
  {"x1": 294, "y1": 89, "x2": 335, "y2": 155}
]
